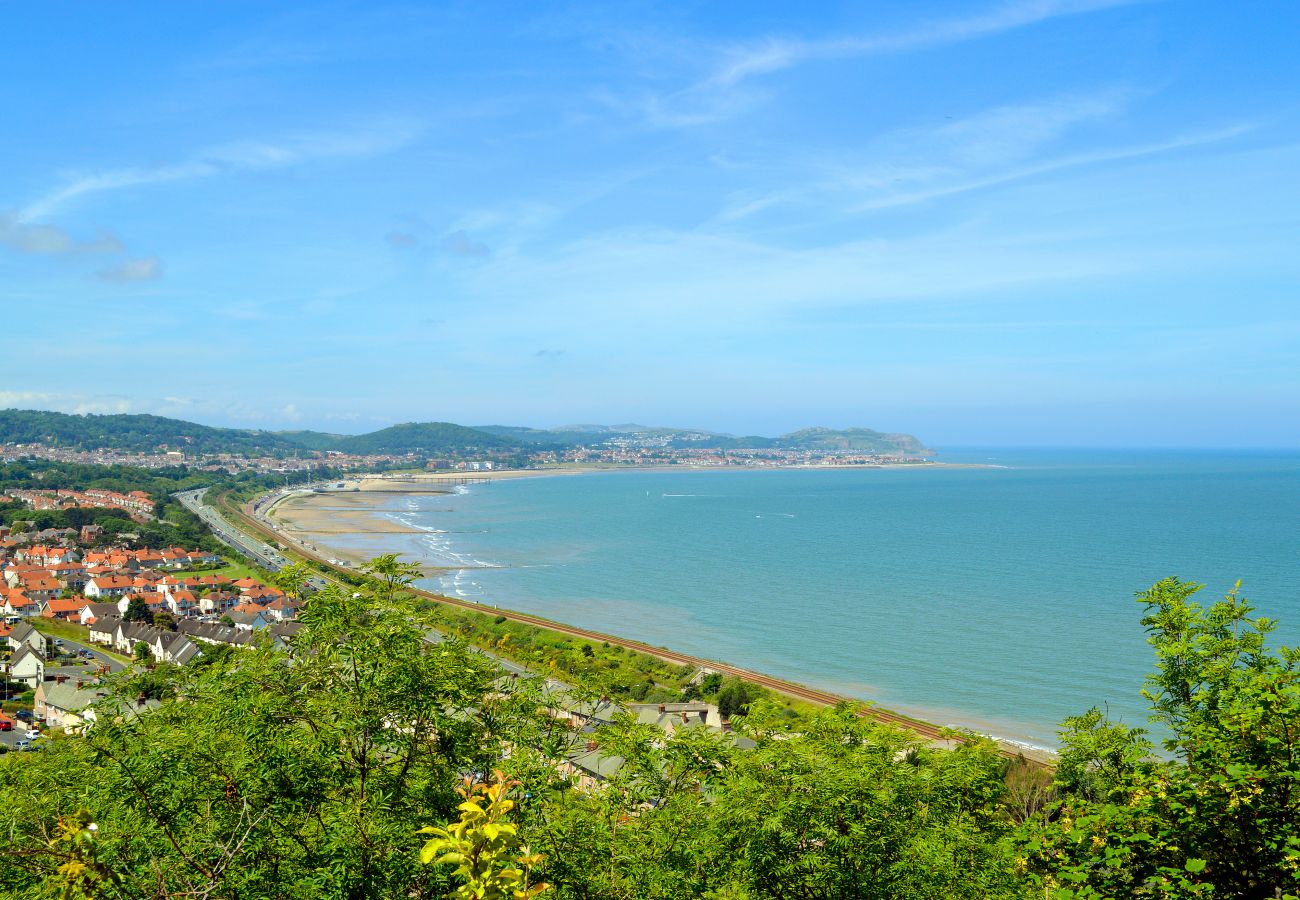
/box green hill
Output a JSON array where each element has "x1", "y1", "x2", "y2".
[
  {"x1": 331, "y1": 422, "x2": 522, "y2": 455},
  {"x1": 274, "y1": 430, "x2": 348, "y2": 451},
  {"x1": 0, "y1": 409, "x2": 296, "y2": 455},
  {"x1": 0, "y1": 410, "x2": 522, "y2": 457},
  {"x1": 1, "y1": 409, "x2": 930, "y2": 458},
  {"x1": 775, "y1": 427, "x2": 934, "y2": 456}
]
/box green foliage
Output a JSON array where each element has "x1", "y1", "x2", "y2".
[
  {"x1": 0, "y1": 408, "x2": 301, "y2": 454},
  {"x1": 518, "y1": 701, "x2": 1027, "y2": 900},
  {"x1": 0, "y1": 568, "x2": 516, "y2": 898},
  {"x1": 1019, "y1": 578, "x2": 1300, "y2": 898},
  {"x1": 42, "y1": 810, "x2": 126, "y2": 900},
  {"x1": 4, "y1": 566, "x2": 1294, "y2": 900},
  {"x1": 419, "y1": 773, "x2": 549, "y2": 899},
  {"x1": 329, "y1": 422, "x2": 522, "y2": 455},
  {"x1": 122, "y1": 597, "x2": 151, "y2": 625},
  {"x1": 716, "y1": 676, "x2": 760, "y2": 718}
]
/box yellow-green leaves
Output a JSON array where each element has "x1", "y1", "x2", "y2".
[{"x1": 418, "y1": 772, "x2": 549, "y2": 900}]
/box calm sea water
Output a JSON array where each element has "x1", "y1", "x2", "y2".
[{"x1": 324, "y1": 450, "x2": 1300, "y2": 748}]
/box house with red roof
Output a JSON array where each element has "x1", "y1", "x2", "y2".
[
  {"x1": 2, "y1": 589, "x2": 39, "y2": 618},
  {"x1": 166, "y1": 589, "x2": 200, "y2": 617},
  {"x1": 85, "y1": 575, "x2": 135, "y2": 599},
  {"x1": 19, "y1": 575, "x2": 62, "y2": 605},
  {"x1": 41, "y1": 597, "x2": 88, "y2": 621}
]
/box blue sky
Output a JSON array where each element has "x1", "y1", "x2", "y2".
[{"x1": 2, "y1": 1, "x2": 1298, "y2": 446}]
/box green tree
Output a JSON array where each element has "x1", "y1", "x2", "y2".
[
  {"x1": 716, "y1": 676, "x2": 759, "y2": 718},
  {"x1": 1020, "y1": 578, "x2": 1300, "y2": 898},
  {"x1": 121, "y1": 597, "x2": 150, "y2": 624},
  {"x1": 0, "y1": 575, "x2": 519, "y2": 898}
]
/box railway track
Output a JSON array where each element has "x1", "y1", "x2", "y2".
[{"x1": 222, "y1": 491, "x2": 1050, "y2": 766}]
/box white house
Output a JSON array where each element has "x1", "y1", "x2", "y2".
[
  {"x1": 6, "y1": 645, "x2": 45, "y2": 688},
  {"x1": 7, "y1": 621, "x2": 47, "y2": 655}
]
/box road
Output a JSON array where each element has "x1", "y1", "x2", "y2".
[
  {"x1": 176, "y1": 488, "x2": 288, "y2": 572},
  {"x1": 175, "y1": 489, "x2": 327, "y2": 591},
  {"x1": 55, "y1": 635, "x2": 125, "y2": 674}
]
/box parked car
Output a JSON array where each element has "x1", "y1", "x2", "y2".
[
  {"x1": 14, "y1": 738, "x2": 32, "y2": 750},
  {"x1": 14, "y1": 710, "x2": 33, "y2": 722},
  {"x1": 0, "y1": 716, "x2": 13, "y2": 732}
]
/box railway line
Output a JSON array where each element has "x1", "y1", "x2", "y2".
[{"x1": 213, "y1": 489, "x2": 1050, "y2": 766}]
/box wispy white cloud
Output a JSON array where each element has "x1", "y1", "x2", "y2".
[
  {"x1": 639, "y1": 0, "x2": 1145, "y2": 127},
  {"x1": 706, "y1": 0, "x2": 1142, "y2": 90},
  {"x1": 19, "y1": 122, "x2": 421, "y2": 221},
  {"x1": 710, "y1": 89, "x2": 1251, "y2": 223},
  {"x1": 851, "y1": 123, "x2": 1254, "y2": 211}
]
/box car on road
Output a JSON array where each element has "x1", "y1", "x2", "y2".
[
  {"x1": 79, "y1": 649, "x2": 95, "y2": 658},
  {"x1": 54, "y1": 639, "x2": 64, "y2": 648},
  {"x1": 14, "y1": 737, "x2": 36, "y2": 751}
]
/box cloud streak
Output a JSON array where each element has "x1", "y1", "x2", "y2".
[
  {"x1": 710, "y1": 88, "x2": 1251, "y2": 224},
  {"x1": 706, "y1": 0, "x2": 1142, "y2": 90},
  {"x1": 19, "y1": 123, "x2": 420, "y2": 221},
  {"x1": 643, "y1": 0, "x2": 1145, "y2": 127},
  {"x1": 851, "y1": 123, "x2": 1254, "y2": 212}
]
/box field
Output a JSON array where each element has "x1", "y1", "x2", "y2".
[{"x1": 170, "y1": 557, "x2": 264, "y2": 583}]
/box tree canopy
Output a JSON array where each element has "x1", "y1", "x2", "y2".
[{"x1": 1, "y1": 570, "x2": 1295, "y2": 899}]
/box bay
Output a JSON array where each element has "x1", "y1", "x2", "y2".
[{"x1": 328, "y1": 449, "x2": 1300, "y2": 749}]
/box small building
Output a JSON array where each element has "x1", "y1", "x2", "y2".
[
  {"x1": 6, "y1": 620, "x2": 48, "y2": 655},
  {"x1": 6, "y1": 644, "x2": 45, "y2": 688}
]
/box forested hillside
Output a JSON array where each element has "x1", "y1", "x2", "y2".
[
  {"x1": 1, "y1": 565, "x2": 1294, "y2": 898},
  {"x1": 328, "y1": 422, "x2": 523, "y2": 455},
  {"x1": 0, "y1": 409, "x2": 295, "y2": 454}
]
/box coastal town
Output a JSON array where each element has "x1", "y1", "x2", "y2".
[
  {"x1": 0, "y1": 462, "x2": 753, "y2": 789},
  {"x1": 0, "y1": 515, "x2": 311, "y2": 745},
  {"x1": 2, "y1": 436, "x2": 934, "y2": 477}
]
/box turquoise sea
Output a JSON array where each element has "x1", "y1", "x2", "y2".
[{"x1": 323, "y1": 450, "x2": 1300, "y2": 749}]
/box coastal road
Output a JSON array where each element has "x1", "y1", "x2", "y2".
[
  {"x1": 176, "y1": 489, "x2": 326, "y2": 591},
  {"x1": 216, "y1": 490, "x2": 1050, "y2": 765}
]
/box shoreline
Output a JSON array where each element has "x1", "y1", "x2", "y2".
[{"x1": 262, "y1": 467, "x2": 1058, "y2": 759}]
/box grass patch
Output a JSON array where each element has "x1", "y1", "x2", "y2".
[
  {"x1": 171, "y1": 557, "x2": 262, "y2": 583},
  {"x1": 30, "y1": 620, "x2": 133, "y2": 664}
]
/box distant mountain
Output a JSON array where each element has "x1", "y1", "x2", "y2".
[
  {"x1": 273, "y1": 430, "x2": 347, "y2": 451},
  {"x1": 0, "y1": 409, "x2": 297, "y2": 455},
  {"x1": 774, "y1": 427, "x2": 933, "y2": 456},
  {"x1": 0, "y1": 410, "x2": 521, "y2": 458},
  {"x1": 1, "y1": 409, "x2": 932, "y2": 459},
  {"x1": 477, "y1": 423, "x2": 933, "y2": 456},
  {"x1": 328, "y1": 423, "x2": 522, "y2": 455}
]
